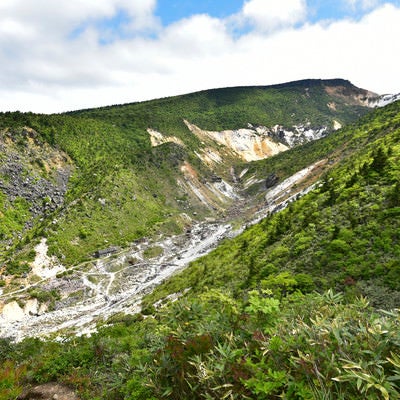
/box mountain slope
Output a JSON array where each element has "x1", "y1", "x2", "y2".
[
  {"x1": 0, "y1": 90, "x2": 400, "y2": 400},
  {"x1": 0, "y1": 79, "x2": 377, "y2": 275},
  {"x1": 144, "y1": 99, "x2": 400, "y2": 309},
  {"x1": 71, "y1": 78, "x2": 374, "y2": 132}
]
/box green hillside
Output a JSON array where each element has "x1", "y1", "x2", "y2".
[
  {"x1": 0, "y1": 79, "x2": 373, "y2": 273},
  {"x1": 0, "y1": 94, "x2": 399, "y2": 398},
  {"x1": 72, "y1": 78, "x2": 370, "y2": 137},
  {"x1": 145, "y1": 100, "x2": 400, "y2": 308}
]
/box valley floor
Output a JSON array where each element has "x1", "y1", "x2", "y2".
[{"x1": 0, "y1": 160, "x2": 326, "y2": 341}]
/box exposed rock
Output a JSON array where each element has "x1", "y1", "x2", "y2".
[
  {"x1": 24, "y1": 298, "x2": 39, "y2": 316},
  {"x1": 268, "y1": 124, "x2": 328, "y2": 147},
  {"x1": 147, "y1": 128, "x2": 184, "y2": 147},
  {"x1": 368, "y1": 93, "x2": 400, "y2": 108},
  {"x1": 184, "y1": 119, "x2": 331, "y2": 162},
  {"x1": 194, "y1": 148, "x2": 223, "y2": 166},
  {"x1": 0, "y1": 157, "x2": 329, "y2": 341},
  {"x1": 18, "y1": 383, "x2": 79, "y2": 400},
  {"x1": 210, "y1": 174, "x2": 222, "y2": 183},
  {"x1": 31, "y1": 238, "x2": 65, "y2": 279},
  {"x1": 184, "y1": 120, "x2": 288, "y2": 162},
  {"x1": 178, "y1": 161, "x2": 240, "y2": 210},
  {"x1": 2, "y1": 301, "x2": 25, "y2": 321},
  {"x1": 0, "y1": 128, "x2": 72, "y2": 245},
  {"x1": 265, "y1": 173, "x2": 279, "y2": 189},
  {"x1": 333, "y1": 120, "x2": 342, "y2": 130},
  {"x1": 38, "y1": 303, "x2": 48, "y2": 315}
]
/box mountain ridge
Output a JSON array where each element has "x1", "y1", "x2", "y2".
[{"x1": 67, "y1": 78, "x2": 375, "y2": 112}]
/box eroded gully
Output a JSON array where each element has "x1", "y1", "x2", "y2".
[{"x1": 0, "y1": 162, "x2": 323, "y2": 341}]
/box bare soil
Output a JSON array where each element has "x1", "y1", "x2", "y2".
[{"x1": 18, "y1": 383, "x2": 79, "y2": 400}]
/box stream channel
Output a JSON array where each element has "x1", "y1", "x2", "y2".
[{"x1": 0, "y1": 163, "x2": 321, "y2": 341}]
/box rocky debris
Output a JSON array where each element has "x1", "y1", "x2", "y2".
[
  {"x1": 178, "y1": 161, "x2": 236, "y2": 210},
  {"x1": 31, "y1": 238, "x2": 65, "y2": 279},
  {"x1": 266, "y1": 124, "x2": 328, "y2": 147},
  {"x1": 0, "y1": 128, "x2": 71, "y2": 252},
  {"x1": 18, "y1": 383, "x2": 79, "y2": 400},
  {"x1": 0, "y1": 158, "x2": 328, "y2": 342},
  {"x1": 368, "y1": 93, "x2": 400, "y2": 108},
  {"x1": 265, "y1": 173, "x2": 279, "y2": 189},
  {"x1": 24, "y1": 298, "x2": 39, "y2": 316},
  {"x1": 0, "y1": 298, "x2": 48, "y2": 323},
  {"x1": 0, "y1": 221, "x2": 233, "y2": 341},
  {"x1": 194, "y1": 148, "x2": 223, "y2": 167},
  {"x1": 0, "y1": 155, "x2": 69, "y2": 219},
  {"x1": 265, "y1": 161, "x2": 324, "y2": 205},
  {"x1": 230, "y1": 166, "x2": 239, "y2": 184},
  {"x1": 210, "y1": 174, "x2": 222, "y2": 183}
]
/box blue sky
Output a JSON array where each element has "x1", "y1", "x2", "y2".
[
  {"x1": 0, "y1": 0, "x2": 399, "y2": 112},
  {"x1": 157, "y1": 0, "x2": 400, "y2": 28},
  {"x1": 156, "y1": 0, "x2": 245, "y2": 24},
  {"x1": 97, "y1": 0, "x2": 400, "y2": 40}
]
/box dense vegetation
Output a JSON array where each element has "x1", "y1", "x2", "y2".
[
  {"x1": 71, "y1": 79, "x2": 370, "y2": 133},
  {"x1": 145, "y1": 100, "x2": 400, "y2": 309},
  {"x1": 0, "y1": 112, "x2": 192, "y2": 268},
  {"x1": 1, "y1": 94, "x2": 400, "y2": 398},
  {"x1": 1, "y1": 291, "x2": 399, "y2": 399},
  {"x1": 0, "y1": 79, "x2": 372, "y2": 270}
]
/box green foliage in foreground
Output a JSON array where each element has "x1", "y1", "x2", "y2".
[
  {"x1": 0, "y1": 194, "x2": 31, "y2": 243},
  {"x1": 0, "y1": 291, "x2": 399, "y2": 399}
]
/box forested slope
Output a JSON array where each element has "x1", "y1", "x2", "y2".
[
  {"x1": 0, "y1": 79, "x2": 374, "y2": 273},
  {"x1": 1, "y1": 99, "x2": 399, "y2": 399},
  {"x1": 145, "y1": 99, "x2": 400, "y2": 309}
]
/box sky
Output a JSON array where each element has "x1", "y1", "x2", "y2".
[{"x1": 0, "y1": 0, "x2": 400, "y2": 113}]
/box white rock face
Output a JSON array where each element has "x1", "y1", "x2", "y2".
[
  {"x1": 2, "y1": 301, "x2": 25, "y2": 321},
  {"x1": 184, "y1": 120, "x2": 330, "y2": 162},
  {"x1": 333, "y1": 120, "x2": 342, "y2": 130},
  {"x1": 368, "y1": 93, "x2": 400, "y2": 108},
  {"x1": 184, "y1": 120, "x2": 289, "y2": 162},
  {"x1": 38, "y1": 303, "x2": 48, "y2": 315},
  {"x1": 265, "y1": 161, "x2": 323, "y2": 204},
  {"x1": 274, "y1": 124, "x2": 328, "y2": 147},
  {"x1": 147, "y1": 128, "x2": 184, "y2": 147},
  {"x1": 1, "y1": 298, "x2": 44, "y2": 322},
  {"x1": 194, "y1": 148, "x2": 222, "y2": 166},
  {"x1": 24, "y1": 298, "x2": 39, "y2": 316},
  {"x1": 31, "y1": 238, "x2": 65, "y2": 279}
]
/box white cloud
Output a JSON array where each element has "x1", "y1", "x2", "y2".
[
  {"x1": 240, "y1": 0, "x2": 307, "y2": 32},
  {"x1": 0, "y1": 0, "x2": 158, "y2": 40},
  {"x1": 0, "y1": 1, "x2": 399, "y2": 113},
  {"x1": 161, "y1": 15, "x2": 233, "y2": 56}
]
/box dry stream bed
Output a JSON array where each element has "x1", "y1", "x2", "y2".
[{"x1": 0, "y1": 161, "x2": 325, "y2": 341}]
